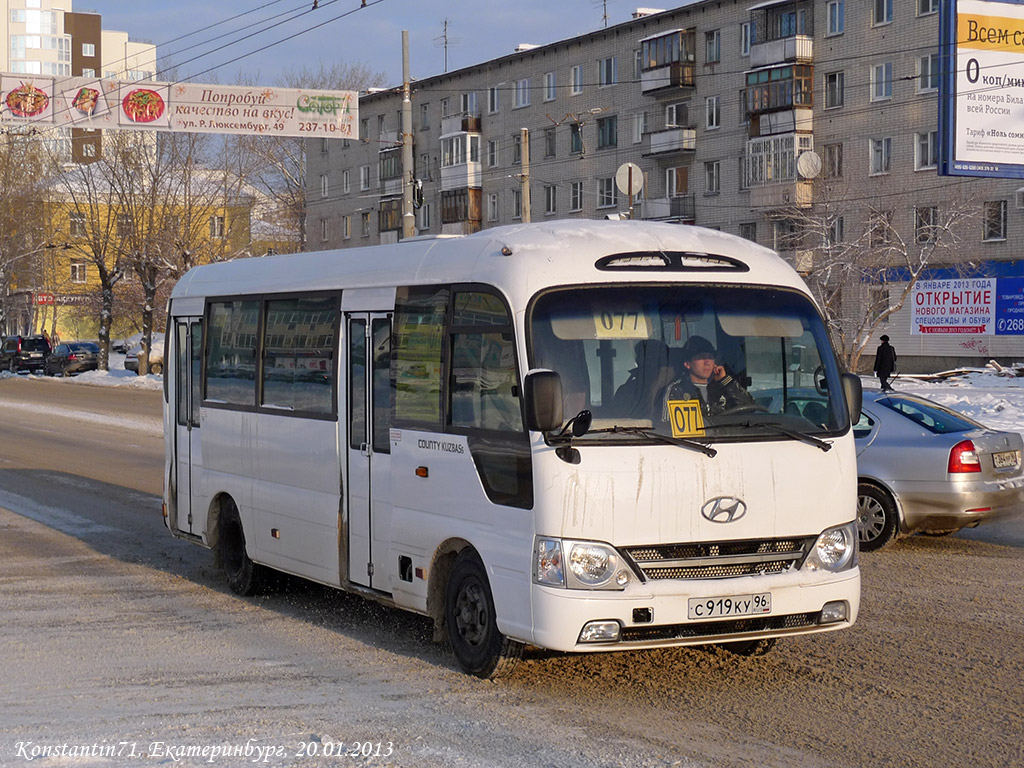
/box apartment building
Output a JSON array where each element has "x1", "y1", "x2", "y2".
[{"x1": 307, "y1": 1, "x2": 1024, "y2": 369}]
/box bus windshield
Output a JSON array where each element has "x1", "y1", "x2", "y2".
[{"x1": 530, "y1": 284, "x2": 848, "y2": 443}]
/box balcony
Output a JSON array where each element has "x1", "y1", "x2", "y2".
[
  {"x1": 750, "y1": 108, "x2": 812, "y2": 138},
  {"x1": 638, "y1": 194, "x2": 695, "y2": 222},
  {"x1": 441, "y1": 112, "x2": 481, "y2": 136},
  {"x1": 749, "y1": 35, "x2": 812, "y2": 68},
  {"x1": 647, "y1": 127, "x2": 696, "y2": 155},
  {"x1": 749, "y1": 180, "x2": 813, "y2": 210},
  {"x1": 440, "y1": 163, "x2": 481, "y2": 191},
  {"x1": 640, "y1": 61, "x2": 696, "y2": 94}
]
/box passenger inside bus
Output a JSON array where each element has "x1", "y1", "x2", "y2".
[{"x1": 610, "y1": 339, "x2": 676, "y2": 422}]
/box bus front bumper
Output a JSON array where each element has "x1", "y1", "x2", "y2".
[{"x1": 527, "y1": 568, "x2": 860, "y2": 653}]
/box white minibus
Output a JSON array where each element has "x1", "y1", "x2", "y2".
[{"x1": 163, "y1": 221, "x2": 862, "y2": 678}]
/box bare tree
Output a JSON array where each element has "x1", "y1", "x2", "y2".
[
  {"x1": 232, "y1": 61, "x2": 387, "y2": 250},
  {"x1": 783, "y1": 179, "x2": 978, "y2": 371}
]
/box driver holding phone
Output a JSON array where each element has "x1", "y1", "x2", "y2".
[{"x1": 662, "y1": 335, "x2": 754, "y2": 419}]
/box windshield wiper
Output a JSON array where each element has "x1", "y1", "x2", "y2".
[
  {"x1": 736, "y1": 421, "x2": 832, "y2": 452},
  {"x1": 587, "y1": 425, "x2": 717, "y2": 458}
]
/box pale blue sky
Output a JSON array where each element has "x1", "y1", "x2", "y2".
[{"x1": 92, "y1": 0, "x2": 638, "y2": 87}]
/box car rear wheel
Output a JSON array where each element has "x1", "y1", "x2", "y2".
[
  {"x1": 445, "y1": 549, "x2": 523, "y2": 679},
  {"x1": 150, "y1": 361, "x2": 163, "y2": 375},
  {"x1": 857, "y1": 482, "x2": 899, "y2": 552},
  {"x1": 218, "y1": 498, "x2": 266, "y2": 596}
]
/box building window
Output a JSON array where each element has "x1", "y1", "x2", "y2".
[
  {"x1": 918, "y1": 53, "x2": 940, "y2": 92},
  {"x1": 488, "y1": 86, "x2": 499, "y2": 114},
  {"x1": 117, "y1": 213, "x2": 133, "y2": 238},
  {"x1": 487, "y1": 193, "x2": 499, "y2": 222},
  {"x1": 378, "y1": 199, "x2": 401, "y2": 232},
  {"x1": 544, "y1": 185, "x2": 556, "y2": 215},
  {"x1": 874, "y1": 0, "x2": 893, "y2": 25},
  {"x1": 514, "y1": 78, "x2": 530, "y2": 108},
  {"x1": 827, "y1": 0, "x2": 845, "y2": 35},
  {"x1": 70, "y1": 259, "x2": 87, "y2": 283},
  {"x1": 460, "y1": 92, "x2": 477, "y2": 114},
  {"x1": 871, "y1": 62, "x2": 893, "y2": 101},
  {"x1": 342, "y1": 169, "x2": 350, "y2": 194},
  {"x1": 361, "y1": 212, "x2": 371, "y2": 238},
  {"x1": 82, "y1": 67, "x2": 95, "y2": 78},
  {"x1": 512, "y1": 134, "x2": 522, "y2": 164},
  {"x1": 512, "y1": 188, "x2": 522, "y2": 219},
  {"x1": 209, "y1": 215, "x2": 225, "y2": 238},
  {"x1": 544, "y1": 127, "x2": 556, "y2": 158},
  {"x1": 825, "y1": 72, "x2": 844, "y2": 108},
  {"x1": 919, "y1": 0, "x2": 939, "y2": 15},
  {"x1": 827, "y1": 216, "x2": 845, "y2": 246},
  {"x1": 705, "y1": 95, "x2": 720, "y2": 129},
  {"x1": 916, "y1": 130, "x2": 939, "y2": 170},
  {"x1": 487, "y1": 139, "x2": 498, "y2": 167},
  {"x1": 705, "y1": 30, "x2": 721, "y2": 64},
  {"x1": 570, "y1": 122, "x2": 583, "y2": 154},
  {"x1": 915, "y1": 206, "x2": 938, "y2": 243},
  {"x1": 81, "y1": 42, "x2": 95, "y2": 57},
  {"x1": 342, "y1": 215, "x2": 351, "y2": 240},
  {"x1": 740, "y1": 223, "x2": 756, "y2": 242},
  {"x1": 634, "y1": 49, "x2": 643, "y2": 80},
  {"x1": 870, "y1": 137, "x2": 892, "y2": 174},
  {"x1": 824, "y1": 142, "x2": 843, "y2": 178},
  {"x1": 570, "y1": 181, "x2": 583, "y2": 212},
  {"x1": 741, "y1": 22, "x2": 752, "y2": 56},
  {"x1": 667, "y1": 167, "x2": 688, "y2": 197},
  {"x1": 360, "y1": 165, "x2": 370, "y2": 190},
  {"x1": 632, "y1": 111, "x2": 647, "y2": 143},
  {"x1": 440, "y1": 98, "x2": 450, "y2": 118},
  {"x1": 319, "y1": 218, "x2": 329, "y2": 241},
  {"x1": 69, "y1": 211, "x2": 87, "y2": 237},
  {"x1": 869, "y1": 211, "x2": 893, "y2": 246},
  {"x1": 544, "y1": 71, "x2": 556, "y2": 101},
  {"x1": 419, "y1": 103, "x2": 429, "y2": 130},
  {"x1": 597, "y1": 115, "x2": 617, "y2": 149},
  {"x1": 984, "y1": 200, "x2": 1007, "y2": 241},
  {"x1": 598, "y1": 56, "x2": 617, "y2": 87},
  {"x1": 419, "y1": 203, "x2": 431, "y2": 231},
  {"x1": 571, "y1": 64, "x2": 583, "y2": 95},
  {"x1": 320, "y1": 173, "x2": 328, "y2": 198},
  {"x1": 597, "y1": 178, "x2": 616, "y2": 208},
  {"x1": 666, "y1": 102, "x2": 689, "y2": 127},
  {"x1": 704, "y1": 161, "x2": 720, "y2": 195}
]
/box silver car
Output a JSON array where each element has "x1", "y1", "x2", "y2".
[{"x1": 854, "y1": 391, "x2": 1024, "y2": 551}]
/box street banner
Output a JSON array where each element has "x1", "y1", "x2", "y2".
[{"x1": 0, "y1": 75, "x2": 357, "y2": 139}]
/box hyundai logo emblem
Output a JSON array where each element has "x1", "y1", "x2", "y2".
[{"x1": 701, "y1": 496, "x2": 748, "y2": 523}]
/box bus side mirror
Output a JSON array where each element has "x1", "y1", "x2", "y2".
[
  {"x1": 841, "y1": 372, "x2": 862, "y2": 424},
  {"x1": 524, "y1": 369, "x2": 563, "y2": 432}
]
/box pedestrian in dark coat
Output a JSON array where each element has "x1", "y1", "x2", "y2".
[{"x1": 874, "y1": 335, "x2": 897, "y2": 391}]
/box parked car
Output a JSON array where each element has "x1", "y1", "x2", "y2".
[
  {"x1": 854, "y1": 391, "x2": 1024, "y2": 551},
  {"x1": 45, "y1": 341, "x2": 100, "y2": 376},
  {"x1": 124, "y1": 333, "x2": 165, "y2": 375},
  {"x1": 0, "y1": 334, "x2": 51, "y2": 373}
]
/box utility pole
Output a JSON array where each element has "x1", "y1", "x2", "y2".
[
  {"x1": 402, "y1": 31, "x2": 416, "y2": 239},
  {"x1": 520, "y1": 127, "x2": 531, "y2": 223}
]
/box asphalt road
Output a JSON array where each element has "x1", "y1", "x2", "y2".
[{"x1": 0, "y1": 376, "x2": 1022, "y2": 768}]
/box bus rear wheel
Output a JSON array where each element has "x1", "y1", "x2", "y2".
[
  {"x1": 219, "y1": 499, "x2": 266, "y2": 596},
  {"x1": 445, "y1": 550, "x2": 522, "y2": 679}
]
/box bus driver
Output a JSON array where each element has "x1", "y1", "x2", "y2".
[{"x1": 663, "y1": 335, "x2": 754, "y2": 418}]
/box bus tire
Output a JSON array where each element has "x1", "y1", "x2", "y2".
[
  {"x1": 445, "y1": 549, "x2": 522, "y2": 679},
  {"x1": 219, "y1": 499, "x2": 266, "y2": 596}
]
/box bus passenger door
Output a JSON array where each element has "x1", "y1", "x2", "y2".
[
  {"x1": 346, "y1": 313, "x2": 392, "y2": 590},
  {"x1": 173, "y1": 318, "x2": 202, "y2": 535}
]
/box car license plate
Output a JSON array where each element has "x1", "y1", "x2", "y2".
[
  {"x1": 688, "y1": 593, "x2": 771, "y2": 620},
  {"x1": 993, "y1": 450, "x2": 1019, "y2": 469}
]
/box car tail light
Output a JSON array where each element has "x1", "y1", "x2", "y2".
[
  {"x1": 68, "y1": 354, "x2": 77, "y2": 360},
  {"x1": 16, "y1": 339, "x2": 21, "y2": 353},
  {"x1": 948, "y1": 440, "x2": 981, "y2": 473}
]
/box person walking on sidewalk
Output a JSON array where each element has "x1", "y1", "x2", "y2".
[{"x1": 874, "y1": 335, "x2": 897, "y2": 392}]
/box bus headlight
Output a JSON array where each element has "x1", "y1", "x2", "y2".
[
  {"x1": 533, "y1": 538, "x2": 631, "y2": 590},
  {"x1": 804, "y1": 522, "x2": 858, "y2": 573}
]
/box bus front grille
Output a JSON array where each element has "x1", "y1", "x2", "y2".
[
  {"x1": 619, "y1": 611, "x2": 820, "y2": 643},
  {"x1": 622, "y1": 537, "x2": 816, "y2": 581}
]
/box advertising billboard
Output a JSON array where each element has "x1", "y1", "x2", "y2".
[
  {"x1": 912, "y1": 276, "x2": 1024, "y2": 334},
  {"x1": 0, "y1": 76, "x2": 357, "y2": 139},
  {"x1": 940, "y1": 0, "x2": 1024, "y2": 178}
]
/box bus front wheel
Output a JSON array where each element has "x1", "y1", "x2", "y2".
[
  {"x1": 219, "y1": 499, "x2": 266, "y2": 596},
  {"x1": 445, "y1": 550, "x2": 522, "y2": 679}
]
